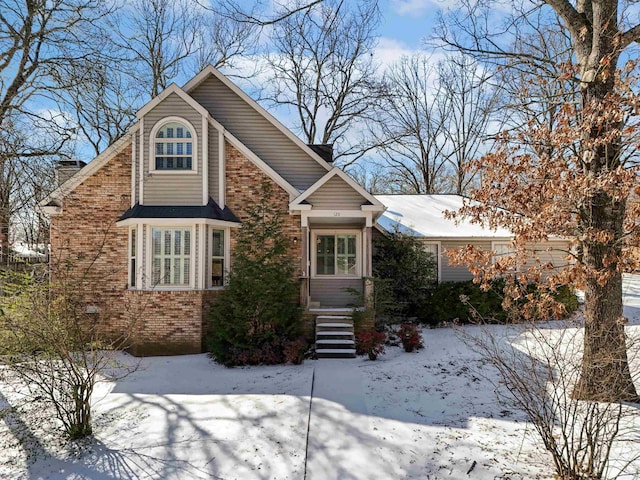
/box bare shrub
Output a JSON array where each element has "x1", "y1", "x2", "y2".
[
  {"x1": 461, "y1": 320, "x2": 640, "y2": 479},
  {"x1": 0, "y1": 254, "x2": 144, "y2": 440}
]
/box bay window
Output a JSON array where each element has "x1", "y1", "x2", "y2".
[
  {"x1": 151, "y1": 227, "x2": 192, "y2": 286},
  {"x1": 211, "y1": 228, "x2": 225, "y2": 287}
]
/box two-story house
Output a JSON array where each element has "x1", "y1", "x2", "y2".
[{"x1": 40, "y1": 66, "x2": 386, "y2": 355}]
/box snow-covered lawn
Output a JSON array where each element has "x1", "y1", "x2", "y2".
[{"x1": 0, "y1": 275, "x2": 639, "y2": 480}]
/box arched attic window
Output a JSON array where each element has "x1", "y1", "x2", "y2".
[{"x1": 153, "y1": 119, "x2": 195, "y2": 171}]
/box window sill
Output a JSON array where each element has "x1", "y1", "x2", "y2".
[
  {"x1": 311, "y1": 275, "x2": 362, "y2": 279},
  {"x1": 149, "y1": 169, "x2": 198, "y2": 175}
]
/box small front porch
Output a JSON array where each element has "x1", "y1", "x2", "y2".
[{"x1": 298, "y1": 221, "x2": 374, "y2": 309}]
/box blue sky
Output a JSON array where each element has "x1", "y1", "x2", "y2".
[
  {"x1": 68, "y1": 0, "x2": 446, "y2": 162},
  {"x1": 379, "y1": 0, "x2": 440, "y2": 49}
]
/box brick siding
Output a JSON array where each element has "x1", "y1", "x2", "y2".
[
  {"x1": 225, "y1": 142, "x2": 303, "y2": 270},
  {"x1": 49, "y1": 141, "x2": 305, "y2": 355}
]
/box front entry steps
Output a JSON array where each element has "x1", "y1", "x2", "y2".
[{"x1": 312, "y1": 309, "x2": 356, "y2": 358}]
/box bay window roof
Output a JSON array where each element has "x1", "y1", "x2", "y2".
[{"x1": 119, "y1": 197, "x2": 240, "y2": 223}]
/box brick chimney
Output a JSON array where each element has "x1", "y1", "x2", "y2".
[
  {"x1": 308, "y1": 144, "x2": 334, "y2": 163},
  {"x1": 55, "y1": 159, "x2": 87, "y2": 186}
]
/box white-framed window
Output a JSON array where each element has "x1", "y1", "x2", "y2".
[
  {"x1": 210, "y1": 228, "x2": 225, "y2": 287},
  {"x1": 492, "y1": 241, "x2": 514, "y2": 261},
  {"x1": 492, "y1": 241, "x2": 518, "y2": 271},
  {"x1": 151, "y1": 227, "x2": 192, "y2": 287},
  {"x1": 423, "y1": 241, "x2": 441, "y2": 282},
  {"x1": 150, "y1": 117, "x2": 197, "y2": 173},
  {"x1": 313, "y1": 231, "x2": 360, "y2": 277},
  {"x1": 129, "y1": 227, "x2": 137, "y2": 288}
]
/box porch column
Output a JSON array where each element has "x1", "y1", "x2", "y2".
[
  {"x1": 365, "y1": 226, "x2": 373, "y2": 277},
  {"x1": 301, "y1": 225, "x2": 308, "y2": 276},
  {"x1": 300, "y1": 226, "x2": 309, "y2": 307}
]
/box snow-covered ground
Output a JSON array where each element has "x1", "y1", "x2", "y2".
[{"x1": 1, "y1": 275, "x2": 639, "y2": 480}]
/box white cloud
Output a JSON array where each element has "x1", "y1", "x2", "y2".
[
  {"x1": 373, "y1": 37, "x2": 419, "y2": 69},
  {"x1": 373, "y1": 38, "x2": 449, "y2": 73},
  {"x1": 390, "y1": 0, "x2": 432, "y2": 16}
]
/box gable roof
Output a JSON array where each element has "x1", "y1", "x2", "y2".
[
  {"x1": 40, "y1": 67, "x2": 375, "y2": 211},
  {"x1": 375, "y1": 194, "x2": 512, "y2": 238},
  {"x1": 38, "y1": 126, "x2": 139, "y2": 209},
  {"x1": 290, "y1": 168, "x2": 385, "y2": 211},
  {"x1": 136, "y1": 83, "x2": 209, "y2": 119},
  {"x1": 212, "y1": 117, "x2": 299, "y2": 197},
  {"x1": 184, "y1": 66, "x2": 332, "y2": 174}
]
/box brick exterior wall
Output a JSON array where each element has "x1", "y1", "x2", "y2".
[
  {"x1": 224, "y1": 142, "x2": 303, "y2": 270},
  {"x1": 49, "y1": 144, "x2": 216, "y2": 355},
  {"x1": 49, "y1": 141, "x2": 306, "y2": 356},
  {"x1": 50, "y1": 144, "x2": 132, "y2": 333}
]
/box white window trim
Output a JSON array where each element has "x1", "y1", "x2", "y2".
[
  {"x1": 208, "y1": 226, "x2": 230, "y2": 289},
  {"x1": 135, "y1": 224, "x2": 143, "y2": 288},
  {"x1": 131, "y1": 133, "x2": 137, "y2": 207},
  {"x1": 491, "y1": 241, "x2": 515, "y2": 263},
  {"x1": 145, "y1": 225, "x2": 196, "y2": 290},
  {"x1": 311, "y1": 229, "x2": 362, "y2": 278},
  {"x1": 423, "y1": 241, "x2": 442, "y2": 283},
  {"x1": 149, "y1": 116, "x2": 198, "y2": 175},
  {"x1": 128, "y1": 227, "x2": 137, "y2": 289}
]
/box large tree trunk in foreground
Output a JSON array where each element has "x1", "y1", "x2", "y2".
[
  {"x1": 579, "y1": 269, "x2": 638, "y2": 401},
  {"x1": 574, "y1": 62, "x2": 639, "y2": 402}
]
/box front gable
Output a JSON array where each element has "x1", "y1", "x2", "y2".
[
  {"x1": 306, "y1": 175, "x2": 369, "y2": 209},
  {"x1": 186, "y1": 67, "x2": 330, "y2": 191},
  {"x1": 140, "y1": 92, "x2": 207, "y2": 206},
  {"x1": 40, "y1": 65, "x2": 389, "y2": 353}
]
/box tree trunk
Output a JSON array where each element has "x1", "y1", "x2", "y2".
[
  {"x1": 577, "y1": 255, "x2": 638, "y2": 401},
  {"x1": 573, "y1": 67, "x2": 639, "y2": 402}
]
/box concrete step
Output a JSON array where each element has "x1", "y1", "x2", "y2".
[
  {"x1": 316, "y1": 315, "x2": 352, "y2": 321},
  {"x1": 316, "y1": 348, "x2": 357, "y2": 358},
  {"x1": 317, "y1": 331, "x2": 355, "y2": 336},
  {"x1": 313, "y1": 310, "x2": 355, "y2": 359},
  {"x1": 317, "y1": 336, "x2": 354, "y2": 343},
  {"x1": 309, "y1": 308, "x2": 353, "y2": 314},
  {"x1": 317, "y1": 324, "x2": 354, "y2": 331},
  {"x1": 316, "y1": 339, "x2": 355, "y2": 345}
]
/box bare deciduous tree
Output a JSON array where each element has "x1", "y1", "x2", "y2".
[
  {"x1": 266, "y1": 0, "x2": 383, "y2": 166},
  {"x1": 0, "y1": 0, "x2": 107, "y2": 261},
  {"x1": 53, "y1": 61, "x2": 139, "y2": 156},
  {"x1": 371, "y1": 54, "x2": 498, "y2": 194},
  {"x1": 0, "y1": 228, "x2": 146, "y2": 440},
  {"x1": 112, "y1": 0, "x2": 257, "y2": 99},
  {"x1": 111, "y1": 0, "x2": 199, "y2": 98},
  {"x1": 438, "y1": 55, "x2": 501, "y2": 194},
  {"x1": 460, "y1": 320, "x2": 639, "y2": 479},
  {"x1": 370, "y1": 54, "x2": 448, "y2": 194},
  {"x1": 210, "y1": 0, "x2": 324, "y2": 27}
]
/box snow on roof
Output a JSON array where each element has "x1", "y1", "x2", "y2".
[{"x1": 375, "y1": 194, "x2": 512, "y2": 238}]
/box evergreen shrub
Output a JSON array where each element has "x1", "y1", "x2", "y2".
[{"x1": 207, "y1": 183, "x2": 303, "y2": 366}]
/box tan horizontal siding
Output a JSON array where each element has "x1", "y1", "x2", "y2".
[
  {"x1": 143, "y1": 93, "x2": 203, "y2": 206},
  {"x1": 189, "y1": 76, "x2": 327, "y2": 190},
  {"x1": 439, "y1": 240, "x2": 492, "y2": 282},
  {"x1": 523, "y1": 240, "x2": 572, "y2": 274},
  {"x1": 310, "y1": 277, "x2": 363, "y2": 307},
  {"x1": 308, "y1": 175, "x2": 367, "y2": 209},
  {"x1": 425, "y1": 238, "x2": 572, "y2": 283}
]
